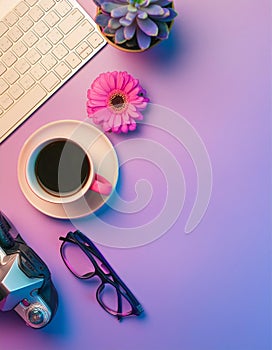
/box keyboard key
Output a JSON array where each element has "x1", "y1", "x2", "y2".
[
  {"x1": 0, "y1": 95, "x2": 14, "y2": 110},
  {"x1": 9, "y1": 84, "x2": 24, "y2": 100},
  {"x1": 24, "y1": 31, "x2": 39, "y2": 47},
  {"x1": 0, "y1": 0, "x2": 107, "y2": 143},
  {"x1": 65, "y1": 52, "x2": 81, "y2": 69},
  {"x1": 55, "y1": 0, "x2": 72, "y2": 17},
  {"x1": 54, "y1": 62, "x2": 71, "y2": 79},
  {"x1": 15, "y1": 58, "x2": 31, "y2": 74},
  {"x1": 76, "y1": 42, "x2": 88, "y2": 55},
  {"x1": 0, "y1": 62, "x2": 7, "y2": 75},
  {"x1": 18, "y1": 16, "x2": 34, "y2": 32},
  {"x1": 41, "y1": 71, "x2": 60, "y2": 91},
  {"x1": 29, "y1": 6, "x2": 44, "y2": 22},
  {"x1": 47, "y1": 28, "x2": 63, "y2": 44},
  {"x1": 58, "y1": 9, "x2": 83, "y2": 34},
  {"x1": 12, "y1": 42, "x2": 28, "y2": 57},
  {"x1": 0, "y1": 22, "x2": 9, "y2": 37},
  {"x1": 44, "y1": 11, "x2": 60, "y2": 27},
  {"x1": 64, "y1": 20, "x2": 94, "y2": 50},
  {"x1": 8, "y1": 26, "x2": 23, "y2": 42},
  {"x1": 30, "y1": 63, "x2": 46, "y2": 80},
  {"x1": 25, "y1": 48, "x2": 41, "y2": 64},
  {"x1": 0, "y1": 78, "x2": 9, "y2": 94},
  {"x1": 79, "y1": 46, "x2": 93, "y2": 59},
  {"x1": 0, "y1": 84, "x2": 46, "y2": 134},
  {"x1": 20, "y1": 73, "x2": 35, "y2": 90},
  {"x1": 4, "y1": 68, "x2": 20, "y2": 84},
  {"x1": 87, "y1": 32, "x2": 104, "y2": 49},
  {"x1": 25, "y1": 0, "x2": 39, "y2": 6},
  {"x1": 0, "y1": 37, "x2": 12, "y2": 52},
  {"x1": 4, "y1": 12, "x2": 19, "y2": 27},
  {"x1": 36, "y1": 38, "x2": 52, "y2": 54},
  {"x1": 39, "y1": 0, "x2": 56, "y2": 12},
  {"x1": 0, "y1": 62, "x2": 7, "y2": 76},
  {"x1": 2, "y1": 52, "x2": 17, "y2": 67},
  {"x1": 76, "y1": 42, "x2": 93, "y2": 59},
  {"x1": 52, "y1": 43, "x2": 68, "y2": 59},
  {"x1": 14, "y1": 2, "x2": 30, "y2": 17},
  {"x1": 41, "y1": 53, "x2": 57, "y2": 69},
  {"x1": 34, "y1": 21, "x2": 49, "y2": 37}
]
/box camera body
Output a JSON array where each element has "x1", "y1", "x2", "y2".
[{"x1": 0, "y1": 212, "x2": 58, "y2": 328}]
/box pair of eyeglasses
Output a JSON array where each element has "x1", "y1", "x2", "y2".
[{"x1": 59, "y1": 230, "x2": 144, "y2": 320}]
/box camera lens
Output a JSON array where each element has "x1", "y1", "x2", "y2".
[
  {"x1": 26, "y1": 304, "x2": 50, "y2": 328},
  {"x1": 28, "y1": 308, "x2": 44, "y2": 325}
]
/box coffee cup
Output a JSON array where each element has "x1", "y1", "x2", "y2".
[{"x1": 26, "y1": 137, "x2": 112, "y2": 204}]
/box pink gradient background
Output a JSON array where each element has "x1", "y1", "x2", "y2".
[{"x1": 0, "y1": 0, "x2": 271, "y2": 349}]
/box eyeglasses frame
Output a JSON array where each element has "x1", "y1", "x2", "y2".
[{"x1": 59, "y1": 230, "x2": 144, "y2": 320}]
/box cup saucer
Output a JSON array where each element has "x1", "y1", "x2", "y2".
[{"x1": 18, "y1": 120, "x2": 119, "y2": 219}]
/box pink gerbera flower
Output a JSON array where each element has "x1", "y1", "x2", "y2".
[{"x1": 87, "y1": 71, "x2": 149, "y2": 133}]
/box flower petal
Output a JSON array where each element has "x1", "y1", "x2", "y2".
[
  {"x1": 96, "y1": 73, "x2": 112, "y2": 92},
  {"x1": 128, "y1": 120, "x2": 137, "y2": 131},
  {"x1": 105, "y1": 71, "x2": 116, "y2": 90},
  {"x1": 113, "y1": 113, "x2": 122, "y2": 127},
  {"x1": 88, "y1": 90, "x2": 108, "y2": 101},
  {"x1": 121, "y1": 124, "x2": 129, "y2": 133},
  {"x1": 124, "y1": 78, "x2": 139, "y2": 94},
  {"x1": 116, "y1": 71, "x2": 125, "y2": 89},
  {"x1": 92, "y1": 85, "x2": 109, "y2": 96}
]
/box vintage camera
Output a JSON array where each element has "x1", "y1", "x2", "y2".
[{"x1": 0, "y1": 212, "x2": 58, "y2": 328}]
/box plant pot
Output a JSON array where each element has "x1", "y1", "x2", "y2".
[{"x1": 96, "y1": 3, "x2": 176, "y2": 53}]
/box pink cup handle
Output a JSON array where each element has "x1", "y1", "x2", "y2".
[{"x1": 90, "y1": 174, "x2": 112, "y2": 196}]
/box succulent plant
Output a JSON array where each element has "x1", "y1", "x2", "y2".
[{"x1": 93, "y1": 0, "x2": 178, "y2": 50}]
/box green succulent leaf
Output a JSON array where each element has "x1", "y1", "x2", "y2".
[
  {"x1": 115, "y1": 27, "x2": 127, "y2": 43},
  {"x1": 103, "y1": 26, "x2": 116, "y2": 35},
  {"x1": 137, "y1": 10, "x2": 148, "y2": 19},
  {"x1": 124, "y1": 21, "x2": 137, "y2": 40},
  {"x1": 137, "y1": 17, "x2": 158, "y2": 36},
  {"x1": 157, "y1": 21, "x2": 169, "y2": 39},
  {"x1": 108, "y1": 17, "x2": 122, "y2": 29},
  {"x1": 136, "y1": 27, "x2": 151, "y2": 49},
  {"x1": 142, "y1": 5, "x2": 164, "y2": 16},
  {"x1": 111, "y1": 5, "x2": 129, "y2": 18},
  {"x1": 126, "y1": 11, "x2": 137, "y2": 21},
  {"x1": 101, "y1": 2, "x2": 121, "y2": 12},
  {"x1": 119, "y1": 17, "x2": 133, "y2": 26}
]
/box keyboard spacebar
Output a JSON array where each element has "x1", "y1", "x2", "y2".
[{"x1": 1, "y1": 84, "x2": 47, "y2": 137}]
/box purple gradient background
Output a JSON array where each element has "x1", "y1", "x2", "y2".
[{"x1": 0, "y1": 0, "x2": 271, "y2": 349}]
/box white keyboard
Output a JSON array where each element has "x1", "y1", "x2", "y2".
[{"x1": 0, "y1": 0, "x2": 106, "y2": 143}]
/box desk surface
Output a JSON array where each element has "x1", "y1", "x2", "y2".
[{"x1": 0, "y1": 1, "x2": 271, "y2": 349}]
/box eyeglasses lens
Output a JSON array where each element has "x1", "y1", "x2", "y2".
[
  {"x1": 98, "y1": 283, "x2": 133, "y2": 316},
  {"x1": 62, "y1": 242, "x2": 95, "y2": 277}
]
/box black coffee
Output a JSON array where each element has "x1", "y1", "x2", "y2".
[{"x1": 35, "y1": 139, "x2": 90, "y2": 195}]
